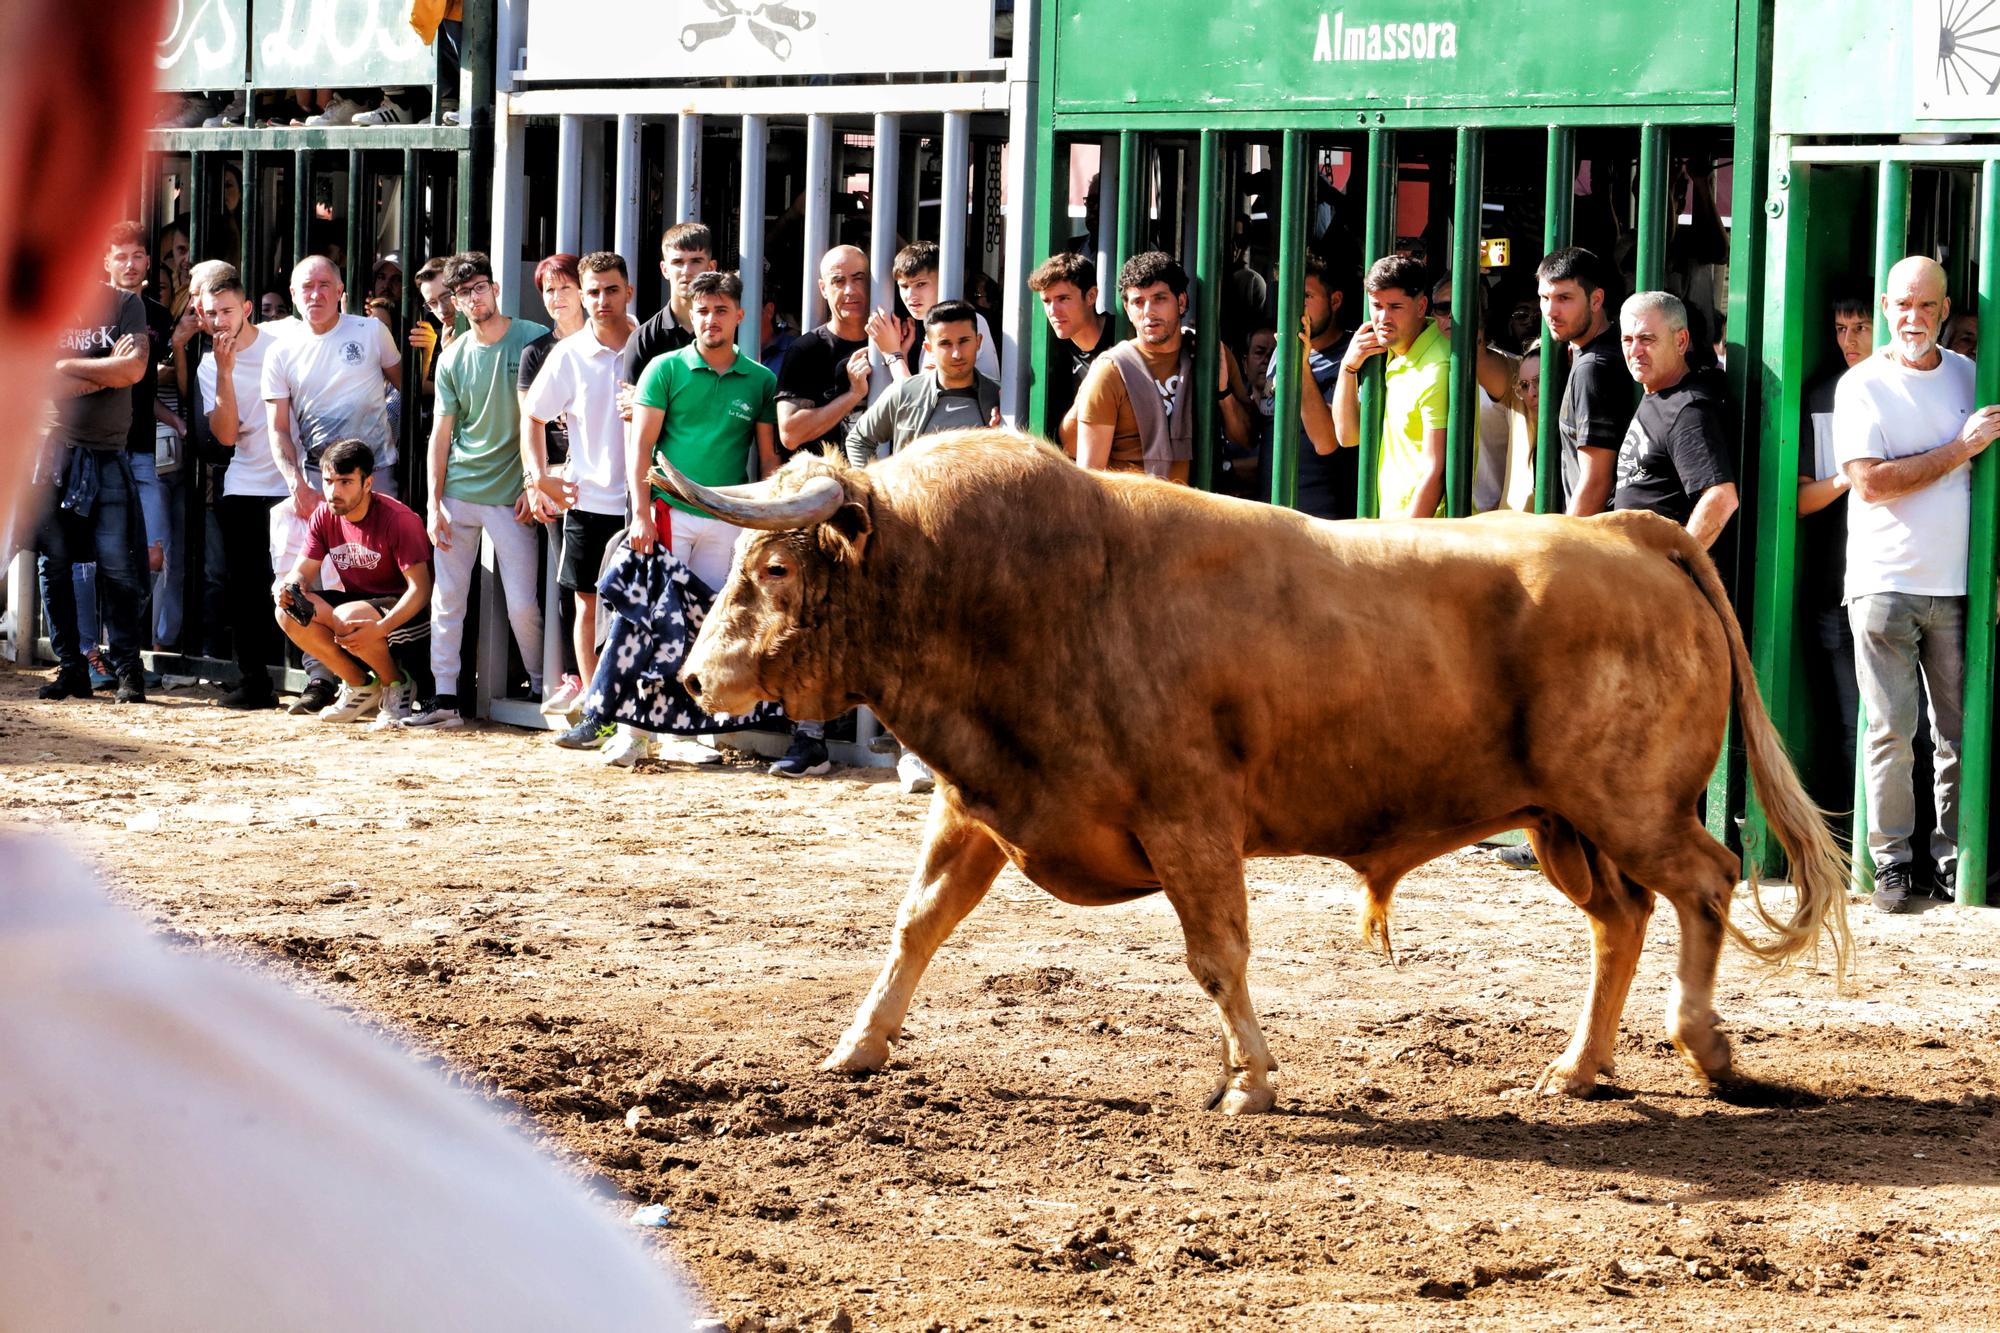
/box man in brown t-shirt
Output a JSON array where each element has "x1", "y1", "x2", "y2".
[{"x1": 1074, "y1": 251, "x2": 1251, "y2": 485}]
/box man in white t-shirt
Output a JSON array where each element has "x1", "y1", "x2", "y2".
[
  {"x1": 198, "y1": 269, "x2": 290, "y2": 709},
  {"x1": 262, "y1": 254, "x2": 402, "y2": 506},
  {"x1": 262, "y1": 254, "x2": 403, "y2": 712},
  {"x1": 1835, "y1": 255, "x2": 2000, "y2": 912},
  {"x1": 522, "y1": 251, "x2": 639, "y2": 746}
]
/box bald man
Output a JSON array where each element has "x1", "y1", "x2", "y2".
[
  {"x1": 1836, "y1": 255, "x2": 2000, "y2": 912},
  {"x1": 263, "y1": 254, "x2": 405, "y2": 512},
  {"x1": 767, "y1": 244, "x2": 880, "y2": 778}
]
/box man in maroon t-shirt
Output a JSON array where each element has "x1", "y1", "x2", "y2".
[{"x1": 273, "y1": 438, "x2": 433, "y2": 725}]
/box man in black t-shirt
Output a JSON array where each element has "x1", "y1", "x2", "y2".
[
  {"x1": 1027, "y1": 251, "x2": 1107, "y2": 453},
  {"x1": 37, "y1": 272, "x2": 152, "y2": 701},
  {"x1": 775, "y1": 244, "x2": 875, "y2": 466},
  {"x1": 626, "y1": 222, "x2": 716, "y2": 387},
  {"x1": 768, "y1": 244, "x2": 880, "y2": 778},
  {"x1": 1611, "y1": 292, "x2": 1737, "y2": 548},
  {"x1": 1537, "y1": 246, "x2": 1632, "y2": 516},
  {"x1": 105, "y1": 225, "x2": 181, "y2": 651}
]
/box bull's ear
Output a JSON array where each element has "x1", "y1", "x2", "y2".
[{"x1": 820, "y1": 499, "x2": 872, "y2": 566}]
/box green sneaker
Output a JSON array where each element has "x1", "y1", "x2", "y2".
[{"x1": 554, "y1": 717, "x2": 616, "y2": 750}]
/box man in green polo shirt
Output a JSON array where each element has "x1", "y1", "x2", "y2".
[
  {"x1": 627, "y1": 268, "x2": 779, "y2": 591},
  {"x1": 407, "y1": 251, "x2": 549, "y2": 729},
  {"x1": 1330, "y1": 254, "x2": 1451, "y2": 517}
]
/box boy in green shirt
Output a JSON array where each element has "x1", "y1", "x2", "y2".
[{"x1": 406, "y1": 251, "x2": 549, "y2": 729}]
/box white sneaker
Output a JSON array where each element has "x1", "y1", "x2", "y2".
[
  {"x1": 365, "y1": 677, "x2": 413, "y2": 731},
  {"x1": 897, "y1": 750, "x2": 936, "y2": 795},
  {"x1": 304, "y1": 94, "x2": 366, "y2": 127},
  {"x1": 603, "y1": 726, "x2": 656, "y2": 767},
  {"x1": 540, "y1": 673, "x2": 584, "y2": 719},
  {"x1": 654, "y1": 736, "x2": 725, "y2": 766},
  {"x1": 319, "y1": 680, "x2": 382, "y2": 722},
  {"x1": 351, "y1": 95, "x2": 412, "y2": 127}
]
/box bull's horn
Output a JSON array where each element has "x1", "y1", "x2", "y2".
[{"x1": 647, "y1": 459, "x2": 845, "y2": 531}]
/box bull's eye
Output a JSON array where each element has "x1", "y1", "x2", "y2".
[{"x1": 762, "y1": 561, "x2": 790, "y2": 581}]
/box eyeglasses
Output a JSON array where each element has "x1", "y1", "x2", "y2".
[{"x1": 448, "y1": 280, "x2": 492, "y2": 302}]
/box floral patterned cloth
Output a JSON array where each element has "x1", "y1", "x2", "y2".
[{"x1": 583, "y1": 542, "x2": 785, "y2": 736}]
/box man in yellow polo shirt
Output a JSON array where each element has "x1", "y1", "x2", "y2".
[{"x1": 1330, "y1": 255, "x2": 1451, "y2": 517}]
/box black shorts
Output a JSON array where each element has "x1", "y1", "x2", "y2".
[
  {"x1": 323, "y1": 588, "x2": 430, "y2": 648},
  {"x1": 559, "y1": 508, "x2": 627, "y2": 594}
]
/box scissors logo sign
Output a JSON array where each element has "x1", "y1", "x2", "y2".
[{"x1": 680, "y1": 0, "x2": 817, "y2": 61}]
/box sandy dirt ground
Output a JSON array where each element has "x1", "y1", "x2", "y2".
[{"x1": 5, "y1": 663, "x2": 1999, "y2": 1331}]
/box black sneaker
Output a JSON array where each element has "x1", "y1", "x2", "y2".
[
  {"x1": 114, "y1": 671, "x2": 147, "y2": 704},
  {"x1": 37, "y1": 669, "x2": 93, "y2": 700},
  {"x1": 769, "y1": 729, "x2": 832, "y2": 778},
  {"x1": 1931, "y1": 866, "x2": 1957, "y2": 905},
  {"x1": 220, "y1": 682, "x2": 279, "y2": 710},
  {"x1": 1872, "y1": 862, "x2": 1918, "y2": 914},
  {"x1": 287, "y1": 679, "x2": 338, "y2": 715},
  {"x1": 1496, "y1": 842, "x2": 1540, "y2": 870}
]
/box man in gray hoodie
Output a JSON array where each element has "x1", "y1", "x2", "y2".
[{"x1": 844, "y1": 300, "x2": 1000, "y2": 468}]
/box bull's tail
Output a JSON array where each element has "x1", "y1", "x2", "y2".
[{"x1": 1677, "y1": 542, "x2": 1853, "y2": 984}]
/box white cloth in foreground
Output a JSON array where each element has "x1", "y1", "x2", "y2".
[{"x1": 0, "y1": 835, "x2": 694, "y2": 1331}]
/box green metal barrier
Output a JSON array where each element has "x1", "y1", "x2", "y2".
[
  {"x1": 1444, "y1": 126, "x2": 1482, "y2": 519},
  {"x1": 1268, "y1": 131, "x2": 1307, "y2": 511},
  {"x1": 1535, "y1": 127, "x2": 1574, "y2": 516},
  {"x1": 1356, "y1": 131, "x2": 1396, "y2": 519}
]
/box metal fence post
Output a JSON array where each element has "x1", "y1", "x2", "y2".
[
  {"x1": 556, "y1": 117, "x2": 583, "y2": 257},
  {"x1": 738, "y1": 114, "x2": 767, "y2": 363},
  {"x1": 1957, "y1": 165, "x2": 2000, "y2": 907},
  {"x1": 292, "y1": 148, "x2": 312, "y2": 278},
  {"x1": 1635, "y1": 124, "x2": 1669, "y2": 295},
  {"x1": 343, "y1": 149, "x2": 364, "y2": 298},
  {"x1": 1536, "y1": 128, "x2": 1574, "y2": 515},
  {"x1": 939, "y1": 111, "x2": 972, "y2": 300},
  {"x1": 1113, "y1": 132, "x2": 1141, "y2": 338},
  {"x1": 1446, "y1": 126, "x2": 1484, "y2": 518},
  {"x1": 1269, "y1": 130, "x2": 1307, "y2": 511},
  {"x1": 802, "y1": 114, "x2": 833, "y2": 331},
  {"x1": 1358, "y1": 129, "x2": 1396, "y2": 518},
  {"x1": 675, "y1": 113, "x2": 703, "y2": 225},
  {"x1": 1191, "y1": 130, "x2": 1223, "y2": 492},
  {"x1": 614, "y1": 114, "x2": 643, "y2": 274}
]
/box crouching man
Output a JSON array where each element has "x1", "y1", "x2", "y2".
[{"x1": 272, "y1": 438, "x2": 433, "y2": 726}]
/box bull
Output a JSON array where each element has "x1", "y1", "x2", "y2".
[{"x1": 656, "y1": 430, "x2": 1851, "y2": 1113}]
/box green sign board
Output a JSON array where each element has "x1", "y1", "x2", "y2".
[
  {"x1": 1051, "y1": 0, "x2": 1739, "y2": 114},
  {"x1": 159, "y1": 0, "x2": 251, "y2": 92},
  {"x1": 251, "y1": 0, "x2": 434, "y2": 89}
]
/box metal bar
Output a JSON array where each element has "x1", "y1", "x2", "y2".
[
  {"x1": 1873, "y1": 162, "x2": 1910, "y2": 347},
  {"x1": 869, "y1": 114, "x2": 901, "y2": 392},
  {"x1": 1114, "y1": 131, "x2": 1141, "y2": 313},
  {"x1": 939, "y1": 111, "x2": 971, "y2": 300},
  {"x1": 1635, "y1": 124, "x2": 1668, "y2": 295},
  {"x1": 1536, "y1": 127, "x2": 1575, "y2": 514},
  {"x1": 1269, "y1": 130, "x2": 1308, "y2": 510},
  {"x1": 999, "y1": 2, "x2": 1046, "y2": 428},
  {"x1": 1957, "y1": 166, "x2": 2000, "y2": 908},
  {"x1": 1357, "y1": 129, "x2": 1396, "y2": 518},
  {"x1": 343, "y1": 149, "x2": 364, "y2": 301},
  {"x1": 1191, "y1": 130, "x2": 1223, "y2": 493},
  {"x1": 241, "y1": 149, "x2": 260, "y2": 303},
  {"x1": 556, "y1": 116, "x2": 583, "y2": 256},
  {"x1": 292, "y1": 148, "x2": 312, "y2": 278},
  {"x1": 399, "y1": 148, "x2": 421, "y2": 496},
  {"x1": 614, "y1": 114, "x2": 643, "y2": 274},
  {"x1": 1095, "y1": 133, "x2": 1119, "y2": 319},
  {"x1": 1850, "y1": 159, "x2": 1912, "y2": 884},
  {"x1": 738, "y1": 114, "x2": 768, "y2": 363},
  {"x1": 1445, "y1": 126, "x2": 1484, "y2": 518},
  {"x1": 187, "y1": 152, "x2": 208, "y2": 273},
  {"x1": 675, "y1": 113, "x2": 703, "y2": 224},
  {"x1": 490, "y1": 95, "x2": 526, "y2": 318},
  {"x1": 1790, "y1": 142, "x2": 2000, "y2": 164},
  {"x1": 802, "y1": 114, "x2": 833, "y2": 330},
  {"x1": 578, "y1": 119, "x2": 606, "y2": 254}
]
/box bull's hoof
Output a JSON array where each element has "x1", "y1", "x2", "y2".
[
  {"x1": 1533, "y1": 1055, "x2": 1607, "y2": 1099},
  {"x1": 1204, "y1": 1081, "x2": 1277, "y2": 1115},
  {"x1": 821, "y1": 1031, "x2": 891, "y2": 1073}
]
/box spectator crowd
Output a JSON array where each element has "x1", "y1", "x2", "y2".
[{"x1": 21, "y1": 189, "x2": 1989, "y2": 907}]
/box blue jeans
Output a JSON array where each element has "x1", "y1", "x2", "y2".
[
  {"x1": 38, "y1": 449, "x2": 147, "y2": 677},
  {"x1": 73, "y1": 452, "x2": 175, "y2": 650},
  {"x1": 1849, "y1": 593, "x2": 1965, "y2": 876}
]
